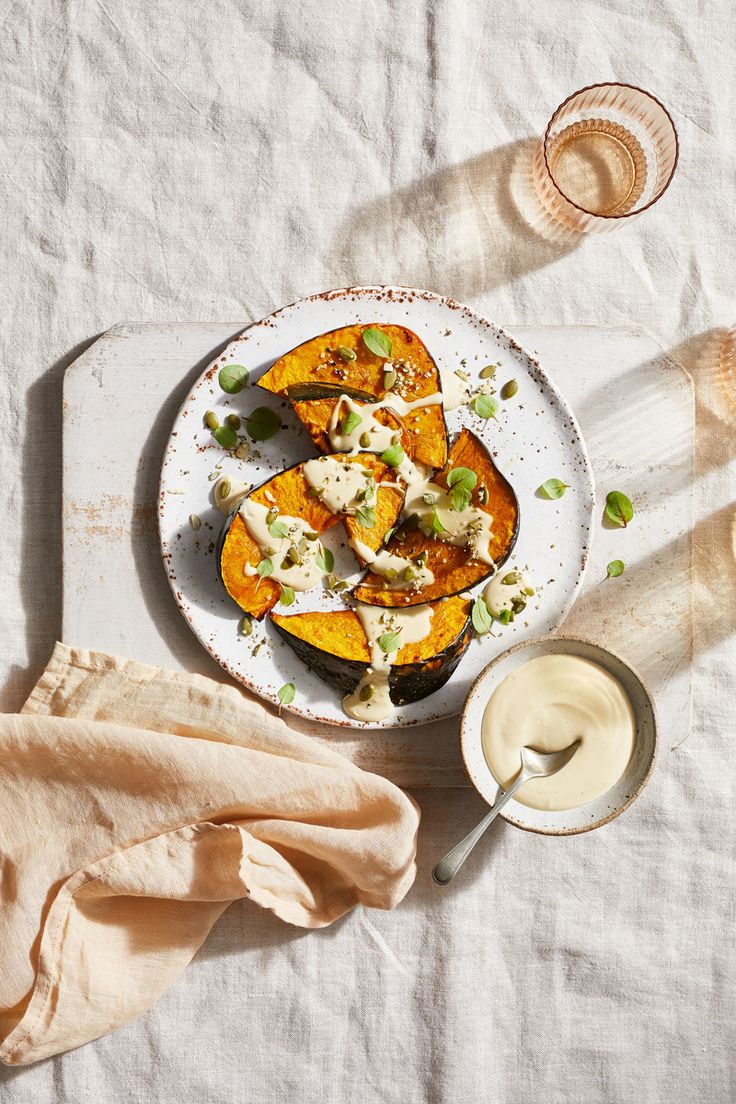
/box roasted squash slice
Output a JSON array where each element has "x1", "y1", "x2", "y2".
[
  {"x1": 258, "y1": 323, "x2": 448, "y2": 468},
  {"x1": 218, "y1": 453, "x2": 400, "y2": 618},
  {"x1": 353, "y1": 428, "x2": 519, "y2": 608},
  {"x1": 289, "y1": 391, "x2": 413, "y2": 459},
  {"x1": 271, "y1": 596, "x2": 472, "y2": 706}
]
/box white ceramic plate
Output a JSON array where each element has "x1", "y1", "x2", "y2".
[
  {"x1": 460, "y1": 637, "x2": 658, "y2": 834},
  {"x1": 159, "y1": 286, "x2": 594, "y2": 728}
]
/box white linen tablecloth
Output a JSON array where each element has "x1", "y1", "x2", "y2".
[{"x1": 1, "y1": 1, "x2": 734, "y2": 1100}]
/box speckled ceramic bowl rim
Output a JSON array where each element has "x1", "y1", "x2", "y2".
[{"x1": 459, "y1": 635, "x2": 658, "y2": 836}]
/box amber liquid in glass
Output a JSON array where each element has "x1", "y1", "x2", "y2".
[{"x1": 547, "y1": 119, "x2": 647, "y2": 217}]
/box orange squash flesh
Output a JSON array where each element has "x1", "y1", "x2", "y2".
[
  {"x1": 352, "y1": 428, "x2": 519, "y2": 608},
  {"x1": 271, "y1": 596, "x2": 471, "y2": 665},
  {"x1": 219, "y1": 453, "x2": 399, "y2": 618},
  {"x1": 290, "y1": 395, "x2": 413, "y2": 459},
  {"x1": 258, "y1": 323, "x2": 448, "y2": 468}
]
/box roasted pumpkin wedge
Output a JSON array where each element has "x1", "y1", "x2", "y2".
[
  {"x1": 289, "y1": 392, "x2": 413, "y2": 459},
  {"x1": 257, "y1": 323, "x2": 448, "y2": 468},
  {"x1": 271, "y1": 596, "x2": 472, "y2": 706},
  {"x1": 218, "y1": 453, "x2": 400, "y2": 618},
  {"x1": 352, "y1": 428, "x2": 519, "y2": 608}
]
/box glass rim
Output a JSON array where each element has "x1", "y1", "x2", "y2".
[{"x1": 541, "y1": 81, "x2": 680, "y2": 220}]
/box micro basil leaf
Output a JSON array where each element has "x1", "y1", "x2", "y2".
[
  {"x1": 218, "y1": 363, "x2": 249, "y2": 394},
  {"x1": 277, "y1": 683, "x2": 296, "y2": 708},
  {"x1": 378, "y1": 630, "x2": 402, "y2": 654},
  {"x1": 605, "y1": 490, "x2": 634, "y2": 528},
  {"x1": 451, "y1": 486, "x2": 472, "y2": 512},
  {"x1": 431, "y1": 508, "x2": 448, "y2": 534},
  {"x1": 246, "y1": 406, "x2": 281, "y2": 441},
  {"x1": 256, "y1": 557, "x2": 273, "y2": 577},
  {"x1": 315, "y1": 547, "x2": 334, "y2": 573},
  {"x1": 539, "y1": 478, "x2": 569, "y2": 500},
  {"x1": 382, "y1": 526, "x2": 395, "y2": 545},
  {"x1": 343, "y1": 410, "x2": 363, "y2": 435},
  {"x1": 446, "y1": 466, "x2": 477, "y2": 491},
  {"x1": 355, "y1": 504, "x2": 376, "y2": 529},
  {"x1": 212, "y1": 424, "x2": 238, "y2": 450},
  {"x1": 380, "y1": 443, "x2": 405, "y2": 468},
  {"x1": 279, "y1": 585, "x2": 296, "y2": 605},
  {"x1": 268, "y1": 519, "x2": 289, "y2": 539},
  {"x1": 362, "y1": 327, "x2": 392, "y2": 359},
  {"x1": 473, "y1": 393, "x2": 499, "y2": 419},
  {"x1": 606, "y1": 559, "x2": 625, "y2": 579},
  {"x1": 471, "y1": 597, "x2": 494, "y2": 635}
]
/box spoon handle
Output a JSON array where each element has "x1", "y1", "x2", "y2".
[{"x1": 431, "y1": 772, "x2": 529, "y2": 887}]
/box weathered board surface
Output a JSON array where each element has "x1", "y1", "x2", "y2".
[{"x1": 63, "y1": 324, "x2": 693, "y2": 786}]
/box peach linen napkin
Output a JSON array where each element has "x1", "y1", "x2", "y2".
[{"x1": 0, "y1": 643, "x2": 419, "y2": 1066}]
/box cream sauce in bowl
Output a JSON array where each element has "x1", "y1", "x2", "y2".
[{"x1": 481, "y1": 654, "x2": 635, "y2": 811}]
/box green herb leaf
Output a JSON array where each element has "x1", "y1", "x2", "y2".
[
  {"x1": 451, "y1": 486, "x2": 472, "y2": 512},
  {"x1": 605, "y1": 490, "x2": 634, "y2": 528},
  {"x1": 539, "y1": 478, "x2": 569, "y2": 500},
  {"x1": 471, "y1": 597, "x2": 494, "y2": 635},
  {"x1": 218, "y1": 363, "x2": 249, "y2": 394},
  {"x1": 382, "y1": 526, "x2": 395, "y2": 545},
  {"x1": 378, "y1": 630, "x2": 402, "y2": 654},
  {"x1": 473, "y1": 393, "x2": 499, "y2": 419},
  {"x1": 256, "y1": 557, "x2": 273, "y2": 577},
  {"x1": 447, "y1": 466, "x2": 477, "y2": 491},
  {"x1": 343, "y1": 410, "x2": 363, "y2": 435},
  {"x1": 363, "y1": 327, "x2": 392, "y2": 359},
  {"x1": 315, "y1": 547, "x2": 334, "y2": 573},
  {"x1": 246, "y1": 406, "x2": 281, "y2": 441},
  {"x1": 268, "y1": 519, "x2": 289, "y2": 539},
  {"x1": 431, "y1": 508, "x2": 448, "y2": 534},
  {"x1": 606, "y1": 559, "x2": 625, "y2": 579},
  {"x1": 277, "y1": 682, "x2": 296, "y2": 707},
  {"x1": 337, "y1": 346, "x2": 356, "y2": 362},
  {"x1": 279, "y1": 585, "x2": 296, "y2": 606},
  {"x1": 355, "y1": 504, "x2": 376, "y2": 528},
  {"x1": 380, "y1": 443, "x2": 405, "y2": 468},
  {"x1": 212, "y1": 424, "x2": 238, "y2": 450}
]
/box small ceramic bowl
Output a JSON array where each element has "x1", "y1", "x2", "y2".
[{"x1": 460, "y1": 636, "x2": 657, "y2": 835}]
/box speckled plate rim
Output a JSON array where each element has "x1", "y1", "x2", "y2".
[
  {"x1": 158, "y1": 285, "x2": 596, "y2": 728},
  {"x1": 460, "y1": 635, "x2": 658, "y2": 835}
]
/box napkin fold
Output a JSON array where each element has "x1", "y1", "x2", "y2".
[{"x1": 0, "y1": 644, "x2": 419, "y2": 1066}]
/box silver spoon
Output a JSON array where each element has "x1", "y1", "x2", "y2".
[{"x1": 431, "y1": 741, "x2": 581, "y2": 886}]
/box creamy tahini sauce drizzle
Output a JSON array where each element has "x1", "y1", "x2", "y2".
[
  {"x1": 327, "y1": 392, "x2": 496, "y2": 566},
  {"x1": 349, "y1": 536, "x2": 435, "y2": 591},
  {"x1": 483, "y1": 568, "x2": 533, "y2": 616},
  {"x1": 482, "y1": 655, "x2": 635, "y2": 811},
  {"x1": 215, "y1": 476, "x2": 251, "y2": 516},
  {"x1": 238, "y1": 498, "x2": 326, "y2": 590},
  {"x1": 439, "y1": 366, "x2": 471, "y2": 410},
  {"x1": 343, "y1": 604, "x2": 434, "y2": 722},
  {"x1": 303, "y1": 456, "x2": 375, "y2": 515}
]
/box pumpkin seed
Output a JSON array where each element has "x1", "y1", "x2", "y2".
[
  {"x1": 479, "y1": 364, "x2": 496, "y2": 379},
  {"x1": 189, "y1": 513, "x2": 201, "y2": 530},
  {"x1": 384, "y1": 568, "x2": 398, "y2": 581},
  {"x1": 304, "y1": 531, "x2": 319, "y2": 541},
  {"x1": 240, "y1": 615, "x2": 253, "y2": 636},
  {"x1": 404, "y1": 513, "x2": 419, "y2": 530},
  {"x1": 478, "y1": 484, "x2": 488, "y2": 505},
  {"x1": 511, "y1": 596, "x2": 526, "y2": 614},
  {"x1": 359, "y1": 684, "x2": 374, "y2": 701},
  {"x1": 402, "y1": 565, "x2": 416, "y2": 582},
  {"x1": 219, "y1": 479, "x2": 231, "y2": 499},
  {"x1": 383, "y1": 369, "x2": 397, "y2": 390},
  {"x1": 307, "y1": 485, "x2": 323, "y2": 498},
  {"x1": 280, "y1": 558, "x2": 292, "y2": 570},
  {"x1": 501, "y1": 572, "x2": 519, "y2": 585},
  {"x1": 286, "y1": 545, "x2": 302, "y2": 565},
  {"x1": 501, "y1": 379, "x2": 518, "y2": 400},
  {"x1": 524, "y1": 586, "x2": 536, "y2": 596},
  {"x1": 266, "y1": 505, "x2": 279, "y2": 524},
  {"x1": 357, "y1": 432, "x2": 370, "y2": 448},
  {"x1": 235, "y1": 442, "x2": 250, "y2": 460},
  {"x1": 421, "y1": 492, "x2": 436, "y2": 506},
  {"x1": 225, "y1": 413, "x2": 241, "y2": 430},
  {"x1": 204, "y1": 410, "x2": 219, "y2": 430},
  {"x1": 337, "y1": 345, "x2": 356, "y2": 362},
  {"x1": 391, "y1": 433, "x2": 400, "y2": 446},
  {"x1": 333, "y1": 579, "x2": 349, "y2": 592},
  {"x1": 498, "y1": 609, "x2": 513, "y2": 625},
  {"x1": 416, "y1": 550, "x2": 428, "y2": 567}
]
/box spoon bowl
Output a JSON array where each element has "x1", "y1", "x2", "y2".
[{"x1": 519, "y1": 741, "x2": 581, "y2": 778}]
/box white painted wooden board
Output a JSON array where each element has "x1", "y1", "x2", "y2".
[{"x1": 62, "y1": 324, "x2": 693, "y2": 786}]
